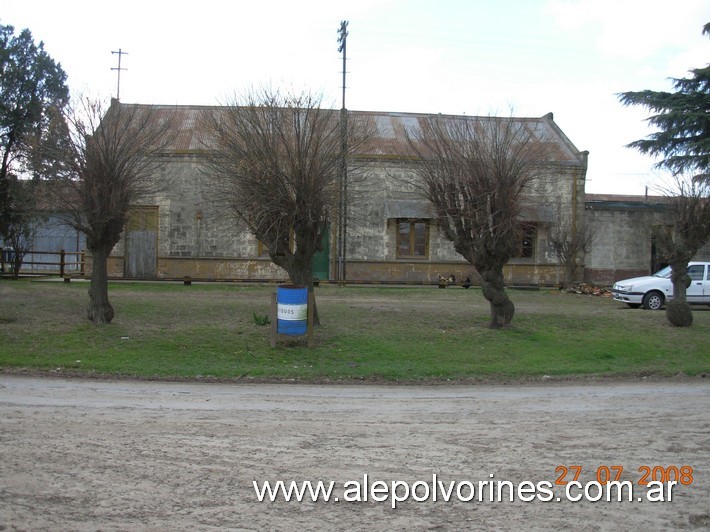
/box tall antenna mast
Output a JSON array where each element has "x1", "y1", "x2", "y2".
[
  {"x1": 111, "y1": 48, "x2": 128, "y2": 100},
  {"x1": 336, "y1": 21, "x2": 349, "y2": 283},
  {"x1": 337, "y1": 21, "x2": 348, "y2": 110}
]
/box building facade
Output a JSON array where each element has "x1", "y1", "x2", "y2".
[
  {"x1": 584, "y1": 194, "x2": 710, "y2": 284},
  {"x1": 97, "y1": 106, "x2": 590, "y2": 286},
  {"x1": 13, "y1": 104, "x2": 707, "y2": 285}
]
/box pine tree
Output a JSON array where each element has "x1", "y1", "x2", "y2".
[
  {"x1": 618, "y1": 22, "x2": 710, "y2": 177},
  {"x1": 0, "y1": 24, "x2": 69, "y2": 237},
  {"x1": 619, "y1": 22, "x2": 710, "y2": 327}
]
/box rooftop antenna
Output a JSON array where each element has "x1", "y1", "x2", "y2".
[{"x1": 111, "y1": 48, "x2": 128, "y2": 100}]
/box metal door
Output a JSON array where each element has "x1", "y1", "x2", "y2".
[{"x1": 312, "y1": 225, "x2": 330, "y2": 281}]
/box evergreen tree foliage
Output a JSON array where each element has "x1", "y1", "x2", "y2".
[
  {"x1": 618, "y1": 23, "x2": 710, "y2": 177},
  {"x1": 0, "y1": 24, "x2": 69, "y2": 236}
]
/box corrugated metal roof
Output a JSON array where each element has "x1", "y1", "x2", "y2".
[
  {"x1": 585, "y1": 193, "x2": 670, "y2": 212},
  {"x1": 123, "y1": 104, "x2": 585, "y2": 164}
]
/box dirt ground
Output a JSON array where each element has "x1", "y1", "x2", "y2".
[{"x1": 1, "y1": 376, "x2": 708, "y2": 531}]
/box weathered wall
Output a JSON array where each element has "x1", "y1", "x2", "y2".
[
  {"x1": 584, "y1": 199, "x2": 710, "y2": 285},
  {"x1": 343, "y1": 158, "x2": 586, "y2": 284},
  {"x1": 103, "y1": 150, "x2": 587, "y2": 285},
  {"x1": 107, "y1": 154, "x2": 287, "y2": 280}
]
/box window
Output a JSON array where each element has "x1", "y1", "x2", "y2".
[
  {"x1": 397, "y1": 219, "x2": 429, "y2": 258},
  {"x1": 517, "y1": 223, "x2": 536, "y2": 259},
  {"x1": 688, "y1": 264, "x2": 705, "y2": 281}
]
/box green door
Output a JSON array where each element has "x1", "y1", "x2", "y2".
[{"x1": 312, "y1": 226, "x2": 330, "y2": 281}]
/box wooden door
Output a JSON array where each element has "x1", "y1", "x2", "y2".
[{"x1": 125, "y1": 207, "x2": 158, "y2": 278}]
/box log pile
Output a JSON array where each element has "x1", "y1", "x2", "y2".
[{"x1": 564, "y1": 283, "x2": 612, "y2": 297}]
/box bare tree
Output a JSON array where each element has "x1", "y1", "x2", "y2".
[
  {"x1": 199, "y1": 88, "x2": 374, "y2": 324},
  {"x1": 43, "y1": 98, "x2": 177, "y2": 323},
  {"x1": 550, "y1": 224, "x2": 596, "y2": 289},
  {"x1": 2, "y1": 179, "x2": 39, "y2": 278},
  {"x1": 405, "y1": 115, "x2": 551, "y2": 329},
  {"x1": 653, "y1": 174, "x2": 710, "y2": 327}
]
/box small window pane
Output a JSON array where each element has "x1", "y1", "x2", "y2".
[
  {"x1": 413, "y1": 222, "x2": 427, "y2": 256},
  {"x1": 518, "y1": 224, "x2": 536, "y2": 258},
  {"x1": 398, "y1": 222, "x2": 411, "y2": 256},
  {"x1": 688, "y1": 265, "x2": 704, "y2": 281}
]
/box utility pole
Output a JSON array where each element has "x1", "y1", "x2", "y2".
[
  {"x1": 336, "y1": 20, "x2": 349, "y2": 283},
  {"x1": 111, "y1": 48, "x2": 128, "y2": 101}
]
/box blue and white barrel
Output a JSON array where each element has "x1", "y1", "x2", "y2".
[{"x1": 276, "y1": 285, "x2": 308, "y2": 336}]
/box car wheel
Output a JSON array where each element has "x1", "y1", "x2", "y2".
[
  {"x1": 626, "y1": 303, "x2": 642, "y2": 309},
  {"x1": 642, "y1": 291, "x2": 664, "y2": 310}
]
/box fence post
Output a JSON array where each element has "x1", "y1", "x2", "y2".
[
  {"x1": 0, "y1": 247, "x2": 4, "y2": 273},
  {"x1": 270, "y1": 292, "x2": 277, "y2": 348},
  {"x1": 80, "y1": 251, "x2": 85, "y2": 276},
  {"x1": 60, "y1": 250, "x2": 66, "y2": 277},
  {"x1": 307, "y1": 291, "x2": 314, "y2": 348}
]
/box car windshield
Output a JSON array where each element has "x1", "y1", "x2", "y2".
[{"x1": 653, "y1": 266, "x2": 672, "y2": 278}]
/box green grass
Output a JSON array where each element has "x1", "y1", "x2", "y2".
[{"x1": 0, "y1": 279, "x2": 708, "y2": 382}]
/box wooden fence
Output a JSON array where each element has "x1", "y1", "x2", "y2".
[{"x1": 0, "y1": 248, "x2": 85, "y2": 277}]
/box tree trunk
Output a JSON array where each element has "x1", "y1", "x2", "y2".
[
  {"x1": 480, "y1": 267, "x2": 514, "y2": 329},
  {"x1": 87, "y1": 246, "x2": 115, "y2": 324},
  {"x1": 11, "y1": 251, "x2": 23, "y2": 279},
  {"x1": 290, "y1": 267, "x2": 320, "y2": 326},
  {"x1": 666, "y1": 260, "x2": 693, "y2": 327},
  {"x1": 562, "y1": 258, "x2": 578, "y2": 290}
]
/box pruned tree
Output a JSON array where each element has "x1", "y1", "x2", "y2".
[
  {"x1": 43, "y1": 98, "x2": 178, "y2": 323},
  {"x1": 619, "y1": 22, "x2": 710, "y2": 327},
  {"x1": 0, "y1": 24, "x2": 69, "y2": 239},
  {"x1": 405, "y1": 115, "x2": 550, "y2": 329},
  {"x1": 652, "y1": 175, "x2": 710, "y2": 327},
  {"x1": 549, "y1": 224, "x2": 596, "y2": 289},
  {"x1": 199, "y1": 88, "x2": 374, "y2": 324}
]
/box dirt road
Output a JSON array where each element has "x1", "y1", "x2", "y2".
[{"x1": 1, "y1": 376, "x2": 708, "y2": 531}]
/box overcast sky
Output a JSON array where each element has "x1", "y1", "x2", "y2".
[{"x1": 3, "y1": 0, "x2": 709, "y2": 194}]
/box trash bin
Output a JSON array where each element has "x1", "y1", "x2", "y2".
[{"x1": 276, "y1": 284, "x2": 308, "y2": 336}]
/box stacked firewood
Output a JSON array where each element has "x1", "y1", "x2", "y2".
[{"x1": 564, "y1": 283, "x2": 612, "y2": 297}]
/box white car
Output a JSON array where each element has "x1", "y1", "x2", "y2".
[{"x1": 612, "y1": 262, "x2": 710, "y2": 310}]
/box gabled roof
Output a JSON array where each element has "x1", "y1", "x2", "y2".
[
  {"x1": 355, "y1": 110, "x2": 586, "y2": 165},
  {"x1": 118, "y1": 103, "x2": 587, "y2": 166}
]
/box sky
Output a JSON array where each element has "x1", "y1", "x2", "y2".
[{"x1": 3, "y1": 0, "x2": 709, "y2": 195}]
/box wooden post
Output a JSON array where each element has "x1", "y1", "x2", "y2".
[
  {"x1": 307, "y1": 291, "x2": 314, "y2": 347},
  {"x1": 59, "y1": 249, "x2": 66, "y2": 278},
  {"x1": 270, "y1": 292, "x2": 277, "y2": 348},
  {"x1": 80, "y1": 251, "x2": 85, "y2": 276}
]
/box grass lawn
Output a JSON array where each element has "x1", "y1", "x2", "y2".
[{"x1": 0, "y1": 279, "x2": 708, "y2": 382}]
